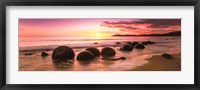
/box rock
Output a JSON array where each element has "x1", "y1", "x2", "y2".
[
  {"x1": 77, "y1": 50, "x2": 95, "y2": 61},
  {"x1": 101, "y1": 47, "x2": 116, "y2": 57},
  {"x1": 119, "y1": 44, "x2": 133, "y2": 51},
  {"x1": 119, "y1": 57, "x2": 126, "y2": 60},
  {"x1": 94, "y1": 42, "x2": 98, "y2": 44},
  {"x1": 146, "y1": 41, "x2": 155, "y2": 44},
  {"x1": 126, "y1": 42, "x2": 132, "y2": 46},
  {"x1": 52, "y1": 46, "x2": 75, "y2": 60},
  {"x1": 141, "y1": 41, "x2": 155, "y2": 45},
  {"x1": 24, "y1": 52, "x2": 34, "y2": 55},
  {"x1": 161, "y1": 53, "x2": 173, "y2": 59},
  {"x1": 131, "y1": 42, "x2": 139, "y2": 47},
  {"x1": 116, "y1": 42, "x2": 121, "y2": 44},
  {"x1": 104, "y1": 56, "x2": 126, "y2": 60},
  {"x1": 142, "y1": 42, "x2": 148, "y2": 45},
  {"x1": 86, "y1": 47, "x2": 100, "y2": 57},
  {"x1": 135, "y1": 44, "x2": 145, "y2": 49},
  {"x1": 41, "y1": 52, "x2": 48, "y2": 57}
]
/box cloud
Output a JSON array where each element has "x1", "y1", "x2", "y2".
[
  {"x1": 144, "y1": 19, "x2": 181, "y2": 28},
  {"x1": 101, "y1": 19, "x2": 181, "y2": 31}
]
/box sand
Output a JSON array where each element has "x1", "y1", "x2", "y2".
[
  {"x1": 19, "y1": 50, "x2": 181, "y2": 71},
  {"x1": 130, "y1": 53, "x2": 181, "y2": 71}
]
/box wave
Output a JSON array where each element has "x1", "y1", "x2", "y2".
[
  {"x1": 19, "y1": 41, "x2": 180, "y2": 52},
  {"x1": 20, "y1": 39, "x2": 120, "y2": 42},
  {"x1": 19, "y1": 43, "x2": 121, "y2": 52}
]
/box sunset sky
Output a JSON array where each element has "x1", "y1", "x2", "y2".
[{"x1": 19, "y1": 19, "x2": 181, "y2": 37}]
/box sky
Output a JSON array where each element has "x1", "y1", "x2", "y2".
[{"x1": 19, "y1": 18, "x2": 181, "y2": 37}]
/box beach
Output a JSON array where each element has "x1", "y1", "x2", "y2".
[
  {"x1": 19, "y1": 36, "x2": 181, "y2": 71},
  {"x1": 129, "y1": 53, "x2": 181, "y2": 71}
]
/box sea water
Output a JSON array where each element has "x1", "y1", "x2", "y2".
[{"x1": 19, "y1": 36, "x2": 180, "y2": 51}]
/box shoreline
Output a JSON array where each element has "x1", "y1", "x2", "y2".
[
  {"x1": 129, "y1": 53, "x2": 181, "y2": 71},
  {"x1": 19, "y1": 41, "x2": 179, "y2": 52},
  {"x1": 19, "y1": 44, "x2": 122, "y2": 52}
]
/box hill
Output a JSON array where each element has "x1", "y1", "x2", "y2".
[{"x1": 113, "y1": 31, "x2": 181, "y2": 36}]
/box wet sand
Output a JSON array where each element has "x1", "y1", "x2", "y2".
[
  {"x1": 130, "y1": 53, "x2": 181, "y2": 71},
  {"x1": 19, "y1": 48, "x2": 181, "y2": 71},
  {"x1": 19, "y1": 47, "x2": 149, "y2": 71}
]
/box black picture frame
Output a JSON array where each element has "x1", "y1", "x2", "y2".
[{"x1": 0, "y1": 0, "x2": 200, "y2": 90}]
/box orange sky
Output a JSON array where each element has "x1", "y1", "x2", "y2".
[{"x1": 19, "y1": 19, "x2": 181, "y2": 37}]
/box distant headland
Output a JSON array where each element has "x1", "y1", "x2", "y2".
[{"x1": 113, "y1": 31, "x2": 181, "y2": 37}]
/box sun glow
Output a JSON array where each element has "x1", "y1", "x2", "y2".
[
  {"x1": 92, "y1": 32, "x2": 112, "y2": 39},
  {"x1": 95, "y1": 33, "x2": 101, "y2": 39}
]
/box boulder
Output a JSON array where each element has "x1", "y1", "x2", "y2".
[
  {"x1": 142, "y1": 42, "x2": 148, "y2": 45},
  {"x1": 161, "y1": 53, "x2": 173, "y2": 59},
  {"x1": 41, "y1": 52, "x2": 48, "y2": 57},
  {"x1": 104, "y1": 56, "x2": 126, "y2": 60},
  {"x1": 116, "y1": 42, "x2": 121, "y2": 44},
  {"x1": 119, "y1": 44, "x2": 133, "y2": 51},
  {"x1": 52, "y1": 46, "x2": 75, "y2": 60},
  {"x1": 131, "y1": 42, "x2": 139, "y2": 47},
  {"x1": 146, "y1": 41, "x2": 155, "y2": 44},
  {"x1": 135, "y1": 44, "x2": 145, "y2": 49},
  {"x1": 77, "y1": 50, "x2": 95, "y2": 61},
  {"x1": 118, "y1": 57, "x2": 126, "y2": 60},
  {"x1": 126, "y1": 42, "x2": 132, "y2": 46},
  {"x1": 141, "y1": 41, "x2": 155, "y2": 45},
  {"x1": 94, "y1": 42, "x2": 98, "y2": 44},
  {"x1": 101, "y1": 47, "x2": 116, "y2": 57},
  {"x1": 86, "y1": 47, "x2": 100, "y2": 57}
]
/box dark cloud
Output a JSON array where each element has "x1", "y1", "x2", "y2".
[
  {"x1": 123, "y1": 26, "x2": 140, "y2": 30},
  {"x1": 101, "y1": 19, "x2": 181, "y2": 31},
  {"x1": 143, "y1": 19, "x2": 181, "y2": 28},
  {"x1": 103, "y1": 20, "x2": 143, "y2": 24}
]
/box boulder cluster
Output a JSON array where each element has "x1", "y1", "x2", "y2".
[
  {"x1": 51, "y1": 46, "x2": 116, "y2": 61},
  {"x1": 77, "y1": 47, "x2": 100, "y2": 61},
  {"x1": 50, "y1": 41, "x2": 155, "y2": 61},
  {"x1": 119, "y1": 41, "x2": 155, "y2": 51}
]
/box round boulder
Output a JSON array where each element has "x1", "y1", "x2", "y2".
[
  {"x1": 94, "y1": 42, "x2": 98, "y2": 44},
  {"x1": 116, "y1": 42, "x2": 121, "y2": 44},
  {"x1": 119, "y1": 44, "x2": 133, "y2": 51},
  {"x1": 52, "y1": 46, "x2": 75, "y2": 60},
  {"x1": 77, "y1": 50, "x2": 95, "y2": 61},
  {"x1": 86, "y1": 47, "x2": 100, "y2": 57},
  {"x1": 161, "y1": 53, "x2": 173, "y2": 59},
  {"x1": 41, "y1": 52, "x2": 48, "y2": 57},
  {"x1": 126, "y1": 42, "x2": 132, "y2": 46},
  {"x1": 146, "y1": 41, "x2": 155, "y2": 44},
  {"x1": 101, "y1": 47, "x2": 116, "y2": 57},
  {"x1": 142, "y1": 42, "x2": 148, "y2": 45},
  {"x1": 135, "y1": 44, "x2": 145, "y2": 49},
  {"x1": 131, "y1": 42, "x2": 139, "y2": 47}
]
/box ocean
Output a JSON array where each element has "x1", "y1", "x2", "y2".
[{"x1": 19, "y1": 36, "x2": 180, "y2": 51}]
